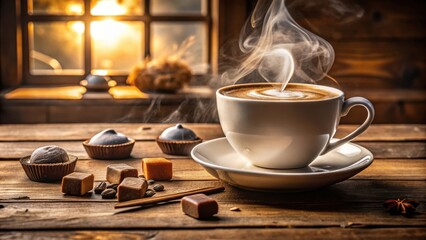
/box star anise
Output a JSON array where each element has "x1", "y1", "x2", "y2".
[{"x1": 383, "y1": 199, "x2": 419, "y2": 217}]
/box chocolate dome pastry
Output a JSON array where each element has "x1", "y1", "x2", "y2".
[
  {"x1": 156, "y1": 124, "x2": 202, "y2": 156},
  {"x1": 83, "y1": 129, "x2": 135, "y2": 160},
  {"x1": 20, "y1": 146, "x2": 77, "y2": 182}
]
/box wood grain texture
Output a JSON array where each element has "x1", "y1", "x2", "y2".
[
  {"x1": 329, "y1": 41, "x2": 425, "y2": 90},
  {"x1": 0, "y1": 191, "x2": 425, "y2": 230},
  {"x1": 0, "y1": 140, "x2": 424, "y2": 160},
  {"x1": 0, "y1": 124, "x2": 424, "y2": 142},
  {"x1": 0, "y1": 123, "x2": 424, "y2": 238},
  {"x1": 0, "y1": 159, "x2": 425, "y2": 186},
  {"x1": 288, "y1": 0, "x2": 426, "y2": 40},
  {"x1": 1, "y1": 178, "x2": 425, "y2": 203},
  {"x1": 0, "y1": 141, "x2": 184, "y2": 160},
  {"x1": 1, "y1": 228, "x2": 426, "y2": 240},
  {"x1": 0, "y1": 123, "x2": 224, "y2": 142}
]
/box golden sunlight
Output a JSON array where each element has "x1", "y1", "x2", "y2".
[
  {"x1": 66, "y1": 3, "x2": 84, "y2": 15},
  {"x1": 91, "y1": 0, "x2": 126, "y2": 15},
  {"x1": 91, "y1": 20, "x2": 128, "y2": 42}
]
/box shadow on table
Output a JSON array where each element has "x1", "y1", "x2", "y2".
[{"x1": 221, "y1": 180, "x2": 411, "y2": 213}]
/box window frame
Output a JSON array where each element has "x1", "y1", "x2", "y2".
[{"x1": 21, "y1": 0, "x2": 213, "y2": 85}]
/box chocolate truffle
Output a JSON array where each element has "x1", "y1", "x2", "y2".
[
  {"x1": 89, "y1": 129, "x2": 129, "y2": 145},
  {"x1": 29, "y1": 145, "x2": 69, "y2": 164},
  {"x1": 159, "y1": 124, "x2": 198, "y2": 141}
]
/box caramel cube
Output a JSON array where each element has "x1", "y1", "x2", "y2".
[
  {"x1": 117, "y1": 177, "x2": 148, "y2": 202},
  {"x1": 106, "y1": 164, "x2": 138, "y2": 184},
  {"x1": 142, "y1": 158, "x2": 173, "y2": 180},
  {"x1": 181, "y1": 194, "x2": 218, "y2": 219},
  {"x1": 61, "y1": 172, "x2": 94, "y2": 196}
]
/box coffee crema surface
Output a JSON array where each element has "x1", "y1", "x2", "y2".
[{"x1": 221, "y1": 84, "x2": 338, "y2": 101}]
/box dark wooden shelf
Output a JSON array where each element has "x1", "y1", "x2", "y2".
[{"x1": 0, "y1": 86, "x2": 215, "y2": 123}]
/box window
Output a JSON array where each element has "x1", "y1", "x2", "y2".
[{"x1": 23, "y1": 0, "x2": 212, "y2": 85}]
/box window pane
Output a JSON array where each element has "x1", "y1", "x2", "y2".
[
  {"x1": 151, "y1": 0, "x2": 207, "y2": 15},
  {"x1": 152, "y1": 22, "x2": 208, "y2": 74},
  {"x1": 29, "y1": 0, "x2": 84, "y2": 15},
  {"x1": 91, "y1": 0, "x2": 143, "y2": 16},
  {"x1": 29, "y1": 22, "x2": 84, "y2": 75},
  {"x1": 91, "y1": 21, "x2": 143, "y2": 74}
]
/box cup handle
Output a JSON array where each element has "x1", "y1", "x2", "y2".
[{"x1": 321, "y1": 97, "x2": 375, "y2": 155}]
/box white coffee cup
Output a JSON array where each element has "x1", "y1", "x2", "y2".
[{"x1": 216, "y1": 83, "x2": 375, "y2": 169}]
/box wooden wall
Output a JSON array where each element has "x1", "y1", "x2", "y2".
[{"x1": 285, "y1": 0, "x2": 425, "y2": 90}]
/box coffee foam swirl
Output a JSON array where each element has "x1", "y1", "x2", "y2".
[
  {"x1": 222, "y1": 84, "x2": 338, "y2": 101},
  {"x1": 248, "y1": 89, "x2": 305, "y2": 100}
]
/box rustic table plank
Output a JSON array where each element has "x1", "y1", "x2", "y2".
[
  {"x1": 1, "y1": 179, "x2": 425, "y2": 203},
  {"x1": 1, "y1": 228, "x2": 426, "y2": 240},
  {"x1": 0, "y1": 123, "x2": 424, "y2": 238},
  {"x1": 0, "y1": 123, "x2": 225, "y2": 142},
  {"x1": 0, "y1": 141, "x2": 186, "y2": 160},
  {"x1": 0, "y1": 124, "x2": 424, "y2": 142},
  {"x1": 0, "y1": 141, "x2": 425, "y2": 160},
  {"x1": 0, "y1": 198, "x2": 425, "y2": 230},
  {"x1": 1, "y1": 159, "x2": 425, "y2": 185}
]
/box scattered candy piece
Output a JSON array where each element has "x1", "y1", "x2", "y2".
[
  {"x1": 117, "y1": 177, "x2": 148, "y2": 202},
  {"x1": 61, "y1": 172, "x2": 94, "y2": 196},
  {"x1": 106, "y1": 164, "x2": 138, "y2": 184},
  {"x1": 181, "y1": 193, "x2": 218, "y2": 219},
  {"x1": 142, "y1": 158, "x2": 172, "y2": 181}
]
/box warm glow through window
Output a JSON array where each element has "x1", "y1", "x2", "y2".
[
  {"x1": 27, "y1": 0, "x2": 209, "y2": 81},
  {"x1": 91, "y1": 0, "x2": 126, "y2": 15}
]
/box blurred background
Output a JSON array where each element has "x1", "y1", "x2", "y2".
[{"x1": 1, "y1": 0, "x2": 425, "y2": 124}]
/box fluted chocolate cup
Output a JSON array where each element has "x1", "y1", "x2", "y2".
[
  {"x1": 83, "y1": 138, "x2": 135, "y2": 160},
  {"x1": 20, "y1": 155, "x2": 78, "y2": 182},
  {"x1": 156, "y1": 137, "x2": 202, "y2": 156}
]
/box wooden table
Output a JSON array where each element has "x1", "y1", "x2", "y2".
[{"x1": 0, "y1": 124, "x2": 425, "y2": 239}]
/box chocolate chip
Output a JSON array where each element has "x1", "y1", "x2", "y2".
[
  {"x1": 101, "y1": 189, "x2": 116, "y2": 199},
  {"x1": 106, "y1": 183, "x2": 118, "y2": 191},
  {"x1": 145, "y1": 190, "x2": 156, "y2": 198},
  {"x1": 147, "y1": 179, "x2": 155, "y2": 185},
  {"x1": 94, "y1": 182, "x2": 107, "y2": 194},
  {"x1": 153, "y1": 184, "x2": 164, "y2": 192}
]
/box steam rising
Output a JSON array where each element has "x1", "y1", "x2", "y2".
[
  {"x1": 117, "y1": 0, "x2": 363, "y2": 123},
  {"x1": 221, "y1": 0, "x2": 335, "y2": 90}
]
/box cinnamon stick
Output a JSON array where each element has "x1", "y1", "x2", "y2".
[{"x1": 114, "y1": 186, "x2": 225, "y2": 209}]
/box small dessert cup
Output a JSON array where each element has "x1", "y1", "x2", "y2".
[
  {"x1": 83, "y1": 138, "x2": 135, "y2": 160},
  {"x1": 20, "y1": 155, "x2": 78, "y2": 182},
  {"x1": 156, "y1": 137, "x2": 202, "y2": 156}
]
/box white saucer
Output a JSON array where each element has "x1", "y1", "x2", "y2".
[{"x1": 191, "y1": 137, "x2": 374, "y2": 191}]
